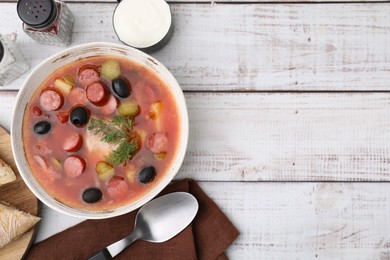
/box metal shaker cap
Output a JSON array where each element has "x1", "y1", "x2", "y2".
[{"x1": 17, "y1": 0, "x2": 57, "y2": 29}]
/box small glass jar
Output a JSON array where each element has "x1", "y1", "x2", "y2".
[
  {"x1": 17, "y1": 0, "x2": 74, "y2": 46},
  {"x1": 0, "y1": 34, "x2": 29, "y2": 86}
]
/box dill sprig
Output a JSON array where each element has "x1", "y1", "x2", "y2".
[
  {"x1": 105, "y1": 139, "x2": 139, "y2": 167},
  {"x1": 88, "y1": 115, "x2": 139, "y2": 166}
]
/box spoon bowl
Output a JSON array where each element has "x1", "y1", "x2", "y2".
[
  {"x1": 89, "y1": 192, "x2": 198, "y2": 259},
  {"x1": 132, "y1": 192, "x2": 199, "y2": 243}
]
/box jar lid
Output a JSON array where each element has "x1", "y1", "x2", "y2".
[
  {"x1": 0, "y1": 41, "x2": 3, "y2": 63},
  {"x1": 17, "y1": 0, "x2": 57, "y2": 29}
]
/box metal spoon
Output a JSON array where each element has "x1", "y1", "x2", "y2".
[{"x1": 89, "y1": 192, "x2": 199, "y2": 259}]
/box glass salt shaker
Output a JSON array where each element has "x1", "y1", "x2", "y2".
[
  {"x1": 0, "y1": 34, "x2": 29, "y2": 86},
  {"x1": 17, "y1": 0, "x2": 74, "y2": 46}
]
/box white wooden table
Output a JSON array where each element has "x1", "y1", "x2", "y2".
[{"x1": 1, "y1": 0, "x2": 390, "y2": 259}]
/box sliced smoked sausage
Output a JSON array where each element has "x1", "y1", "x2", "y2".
[
  {"x1": 86, "y1": 82, "x2": 109, "y2": 106},
  {"x1": 64, "y1": 156, "x2": 86, "y2": 178},
  {"x1": 78, "y1": 65, "x2": 100, "y2": 87},
  {"x1": 100, "y1": 95, "x2": 118, "y2": 115},
  {"x1": 107, "y1": 176, "x2": 129, "y2": 200},
  {"x1": 63, "y1": 133, "x2": 83, "y2": 152},
  {"x1": 40, "y1": 89, "x2": 64, "y2": 111}
]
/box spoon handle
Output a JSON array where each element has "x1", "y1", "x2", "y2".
[
  {"x1": 107, "y1": 231, "x2": 140, "y2": 257},
  {"x1": 88, "y1": 248, "x2": 113, "y2": 260},
  {"x1": 88, "y1": 231, "x2": 140, "y2": 260}
]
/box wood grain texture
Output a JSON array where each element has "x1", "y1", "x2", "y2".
[
  {"x1": 0, "y1": 126, "x2": 39, "y2": 260},
  {"x1": 2, "y1": 92, "x2": 390, "y2": 181},
  {"x1": 181, "y1": 92, "x2": 390, "y2": 181},
  {"x1": 203, "y1": 182, "x2": 390, "y2": 259},
  {"x1": 1, "y1": 0, "x2": 389, "y2": 258},
  {"x1": 1, "y1": 3, "x2": 390, "y2": 91},
  {"x1": 34, "y1": 181, "x2": 390, "y2": 259}
]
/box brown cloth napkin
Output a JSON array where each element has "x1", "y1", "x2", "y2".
[{"x1": 26, "y1": 179, "x2": 239, "y2": 260}]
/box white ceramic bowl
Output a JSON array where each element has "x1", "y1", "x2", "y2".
[{"x1": 11, "y1": 42, "x2": 188, "y2": 219}]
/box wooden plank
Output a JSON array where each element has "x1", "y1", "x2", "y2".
[
  {"x1": 34, "y1": 182, "x2": 390, "y2": 259},
  {"x1": 207, "y1": 182, "x2": 390, "y2": 259},
  {"x1": 3, "y1": 92, "x2": 390, "y2": 181},
  {"x1": 182, "y1": 92, "x2": 390, "y2": 181},
  {"x1": 1, "y1": 3, "x2": 390, "y2": 91}
]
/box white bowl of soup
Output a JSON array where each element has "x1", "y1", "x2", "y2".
[{"x1": 11, "y1": 42, "x2": 188, "y2": 219}]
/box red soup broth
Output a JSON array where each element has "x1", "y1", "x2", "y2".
[{"x1": 22, "y1": 56, "x2": 181, "y2": 211}]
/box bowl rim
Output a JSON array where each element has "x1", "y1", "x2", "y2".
[{"x1": 11, "y1": 42, "x2": 189, "y2": 219}]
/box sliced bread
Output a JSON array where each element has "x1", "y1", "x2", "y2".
[
  {"x1": 0, "y1": 201, "x2": 40, "y2": 249},
  {"x1": 0, "y1": 159, "x2": 16, "y2": 186}
]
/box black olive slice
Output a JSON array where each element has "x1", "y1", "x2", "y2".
[
  {"x1": 112, "y1": 77, "x2": 131, "y2": 98},
  {"x1": 34, "y1": 121, "x2": 51, "y2": 135},
  {"x1": 70, "y1": 106, "x2": 90, "y2": 127},
  {"x1": 82, "y1": 188, "x2": 102, "y2": 204}
]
